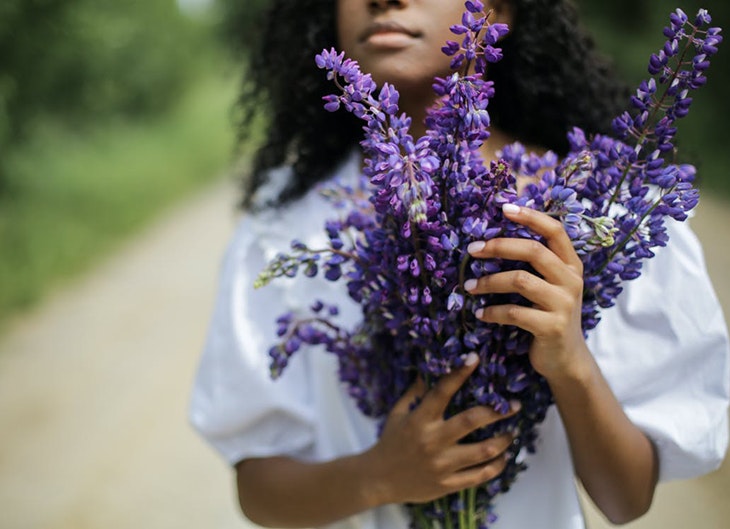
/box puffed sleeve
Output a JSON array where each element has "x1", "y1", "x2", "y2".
[
  {"x1": 588, "y1": 218, "x2": 730, "y2": 481},
  {"x1": 188, "y1": 215, "x2": 317, "y2": 465}
]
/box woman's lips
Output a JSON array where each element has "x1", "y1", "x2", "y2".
[{"x1": 360, "y1": 21, "x2": 420, "y2": 46}]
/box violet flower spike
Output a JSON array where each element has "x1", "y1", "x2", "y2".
[{"x1": 257, "y1": 4, "x2": 721, "y2": 529}]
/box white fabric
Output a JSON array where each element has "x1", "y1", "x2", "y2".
[{"x1": 189, "y1": 153, "x2": 729, "y2": 529}]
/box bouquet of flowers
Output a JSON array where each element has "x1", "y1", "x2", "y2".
[{"x1": 255, "y1": 3, "x2": 722, "y2": 528}]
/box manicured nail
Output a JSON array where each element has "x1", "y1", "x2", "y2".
[
  {"x1": 465, "y1": 352, "x2": 479, "y2": 366},
  {"x1": 502, "y1": 203, "x2": 520, "y2": 215},
  {"x1": 475, "y1": 308, "x2": 484, "y2": 319},
  {"x1": 509, "y1": 399, "x2": 522, "y2": 412},
  {"x1": 467, "y1": 241, "x2": 485, "y2": 254},
  {"x1": 464, "y1": 279, "x2": 478, "y2": 292}
]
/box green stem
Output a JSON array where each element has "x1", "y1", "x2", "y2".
[
  {"x1": 307, "y1": 246, "x2": 360, "y2": 262},
  {"x1": 443, "y1": 498, "x2": 455, "y2": 529},
  {"x1": 468, "y1": 487, "x2": 477, "y2": 529},
  {"x1": 459, "y1": 490, "x2": 467, "y2": 529},
  {"x1": 413, "y1": 505, "x2": 431, "y2": 529}
]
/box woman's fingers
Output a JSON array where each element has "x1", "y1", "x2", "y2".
[
  {"x1": 467, "y1": 205, "x2": 582, "y2": 283},
  {"x1": 391, "y1": 354, "x2": 518, "y2": 435},
  {"x1": 464, "y1": 268, "x2": 571, "y2": 311},
  {"x1": 446, "y1": 432, "x2": 515, "y2": 472},
  {"x1": 475, "y1": 303, "x2": 554, "y2": 336},
  {"x1": 447, "y1": 453, "x2": 510, "y2": 491},
  {"x1": 468, "y1": 236, "x2": 581, "y2": 288},
  {"x1": 501, "y1": 204, "x2": 583, "y2": 271},
  {"x1": 437, "y1": 441, "x2": 512, "y2": 493},
  {"x1": 389, "y1": 376, "x2": 427, "y2": 418},
  {"x1": 441, "y1": 401, "x2": 521, "y2": 445},
  {"x1": 415, "y1": 353, "x2": 480, "y2": 420},
  {"x1": 469, "y1": 237, "x2": 583, "y2": 288},
  {"x1": 466, "y1": 205, "x2": 584, "y2": 301},
  {"x1": 375, "y1": 359, "x2": 522, "y2": 503}
]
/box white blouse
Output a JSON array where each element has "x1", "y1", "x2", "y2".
[{"x1": 189, "y1": 154, "x2": 729, "y2": 529}]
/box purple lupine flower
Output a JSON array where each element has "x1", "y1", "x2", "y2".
[{"x1": 254, "y1": 4, "x2": 721, "y2": 528}]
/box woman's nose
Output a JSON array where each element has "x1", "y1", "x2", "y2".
[{"x1": 368, "y1": 0, "x2": 407, "y2": 10}]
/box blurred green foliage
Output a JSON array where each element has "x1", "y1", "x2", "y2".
[
  {"x1": 0, "y1": 0, "x2": 212, "y2": 193},
  {"x1": 0, "y1": 75, "x2": 236, "y2": 325},
  {"x1": 213, "y1": 0, "x2": 729, "y2": 195},
  {"x1": 0, "y1": 0, "x2": 238, "y2": 326},
  {"x1": 213, "y1": 0, "x2": 268, "y2": 56},
  {"x1": 578, "y1": 1, "x2": 730, "y2": 196}
]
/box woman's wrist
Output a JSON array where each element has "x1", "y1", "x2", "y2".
[
  {"x1": 540, "y1": 342, "x2": 597, "y2": 392},
  {"x1": 356, "y1": 444, "x2": 395, "y2": 509}
]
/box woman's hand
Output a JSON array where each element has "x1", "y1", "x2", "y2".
[
  {"x1": 466, "y1": 203, "x2": 591, "y2": 384},
  {"x1": 465, "y1": 203, "x2": 658, "y2": 524},
  {"x1": 363, "y1": 353, "x2": 521, "y2": 506},
  {"x1": 236, "y1": 357, "x2": 520, "y2": 529},
  {"x1": 236, "y1": 357, "x2": 520, "y2": 528}
]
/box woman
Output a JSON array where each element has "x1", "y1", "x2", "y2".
[{"x1": 189, "y1": 1, "x2": 729, "y2": 528}]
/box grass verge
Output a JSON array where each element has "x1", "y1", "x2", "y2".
[{"x1": 0, "y1": 73, "x2": 238, "y2": 328}]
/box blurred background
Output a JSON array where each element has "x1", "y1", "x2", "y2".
[{"x1": 0, "y1": 1, "x2": 727, "y2": 528}]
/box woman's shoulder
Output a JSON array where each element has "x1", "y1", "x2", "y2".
[
  {"x1": 607, "y1": 217, "x2": 721, "y2": 329},
  {"x1": 589, "y1": 214, "x2": 728, "y2": 389},
  {"x1": 590, "y1": 216, "x2": 729, "y2": 480},
  {"x1": 228, "y1": 151, "x2": 363, "y2": 261},
  {"x1": 248, "y1": 150, "x2": 362, "y2": 213}
]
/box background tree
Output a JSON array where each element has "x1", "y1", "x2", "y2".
[
  {"x1": 580, "y1": 0, "x2": 729, "y2": 194},
  {"x1": 0, "y1": 0, "x2": 208, "y2": 194}
]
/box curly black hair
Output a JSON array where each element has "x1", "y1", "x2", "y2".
[{"x1": 236, "y1": 0, "x2": 629, "y2": 209}]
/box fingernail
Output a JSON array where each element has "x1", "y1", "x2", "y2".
[
  {"x1": 475, "y1": 308, "x2": 484, "y2": 319},
  {"x1": 464, "y1": 279, "x2": 478, "y2": 292},
  {"x1": 509, "y1": 399, "x2": 522, "y2": 412},
  {"x1": 502, "y1": 203, "x2": 520, "y2": 215},
  {"x1": 467, "y1": 241, "x2": 485, "y2": 254},
  {"x1": 465, "y1": 352, "x2": 479, "y2": 366}
]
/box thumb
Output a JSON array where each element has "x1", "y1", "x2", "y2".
[{"x1": 389, "y1": 376, "x2": 427, "y2": 418}]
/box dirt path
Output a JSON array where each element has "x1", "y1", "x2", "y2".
[{"x1": 0, "y1": 181, "x2": 727, "y2": 529}]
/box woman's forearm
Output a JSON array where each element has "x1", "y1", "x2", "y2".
[
  {"x1": 548, "y1": 346, "x2": 659, "y2": 525},
  {"x1": 236, "y1": 453, "x2": 381, "y2": 528}
]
